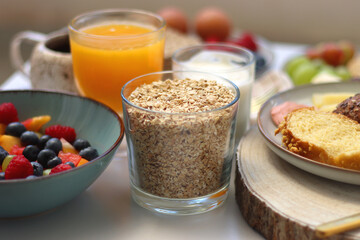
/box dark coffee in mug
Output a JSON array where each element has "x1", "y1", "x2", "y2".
[{"x1": 10, "y1": 29, "x2": 78, "y2": 93}]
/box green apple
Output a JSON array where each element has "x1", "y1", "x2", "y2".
[
  {"x1": 319, "y1": 64, "x2": 336, "y2": 75},
  {"x1": 311, "y1": 59, "x2": 326, "y2": 69},
  {"x1": 292, "y1": 63, "x2": 319, "y2": 86},
  {"x1": 335, "y1": 66, "x2": 352, "y2": 80},
  {"x1": 286, "y1": 56, "x2": 310, "y2": 78}
]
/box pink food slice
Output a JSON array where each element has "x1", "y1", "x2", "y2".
[{"x1": 271, "y1": 101, "x2": 308, "y2": 126}]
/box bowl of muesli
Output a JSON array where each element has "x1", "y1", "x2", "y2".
[{"x1": 121, "y1": 70, "x2": 239, "y2": 215}]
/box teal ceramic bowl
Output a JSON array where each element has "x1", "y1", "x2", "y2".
[{"x1": 0, "y1": 90, "x2": 124, "y2": 218}]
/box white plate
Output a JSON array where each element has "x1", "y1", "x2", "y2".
[{"x1": 257, "y1": 81, "x2": 360, "y2": 185}]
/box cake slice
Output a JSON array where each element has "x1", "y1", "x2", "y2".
[{"x1": 275, "y1": 107, "x2": 360, "y2": 170}]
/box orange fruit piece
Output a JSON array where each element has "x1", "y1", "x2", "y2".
[
  {"x1": 60, "y1": 138, "x2": 78, "y2": 154},
  {"x1": 0, "y1": 135, "x2": 21, "y2": 152},
  {"x1": 22, "y1": 115, "x2": 51, "y2": 132},
  {"x1": 0, "y1": 124, "x2": 6, "y2": 136},
  {"x1": 77, "y1": 158, "x2": 89, "y2": 167}
]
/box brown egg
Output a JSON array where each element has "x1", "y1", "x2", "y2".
[
  {"x1": 158, "y1": 7, "x2": 188, "y2": 33},
  {"x1": 195, "y1": 7, "x2": 232, "y2": 41}
]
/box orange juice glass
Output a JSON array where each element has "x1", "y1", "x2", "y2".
[{"x1": 68, "y1": 9, "x2": 166, "y2": 113}]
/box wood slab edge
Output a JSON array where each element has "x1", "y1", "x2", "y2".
[{"x1": 234, "y1": 159, "x2": 348, "y2": 240}]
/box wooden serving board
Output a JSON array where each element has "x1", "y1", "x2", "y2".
[{"x1": 235, "y1": 126, "x2": 360, "y2": 240}]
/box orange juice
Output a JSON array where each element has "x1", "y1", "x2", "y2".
[{"x1": 70, "y1": 23, "x2": 165, "y2": 113}]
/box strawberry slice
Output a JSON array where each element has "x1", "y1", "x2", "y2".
[
  {"x1": 58, "y1": 151, "x2": 81, "y2": 166},
  {"x1": 9, "y1": 145, "x2": 25, "y2": 155},
  {"x1": 49, "y1": 163, "x2": 72, "y2": 175}
]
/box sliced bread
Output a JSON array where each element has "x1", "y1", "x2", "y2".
[{"x1": 275, "y1": 107, "x2": 360, "y2": 170}]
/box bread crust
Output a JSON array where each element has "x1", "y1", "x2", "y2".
[{"x1": 275, "y1": 107, "x2": 360, "y2": 170}]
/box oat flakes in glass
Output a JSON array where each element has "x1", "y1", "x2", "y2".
[{"x1": 121, "y1": 70, "x2": 239, "y2": 215}]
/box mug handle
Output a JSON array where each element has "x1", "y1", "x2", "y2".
[{"x1": 10, "y1": 31, "x2": 47, "y2": 76}]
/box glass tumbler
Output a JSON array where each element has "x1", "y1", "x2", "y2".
[
  {"x1": 68, "y1": 9, "x2": 166, "y2": 114},
  {"x1": 172, "y1": 44, "x2": 255, "y2": 147},
  {"x1": 121, "y1": 71, "x2": 239, "y2": 215}
]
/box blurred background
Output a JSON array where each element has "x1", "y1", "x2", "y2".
[{"x1": 1, "y1": 0, "x2": 359, "y2": 83}]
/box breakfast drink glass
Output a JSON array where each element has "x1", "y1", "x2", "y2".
[
  {"x1": 122, "y1": 71, "x2": 239, "y2": 215},
  {"x1": 68, "y1": 9, "x2": 166, "y2": 114},
  {"x1": 172, "y1": 44, "x2": 255, "y2": 147}
]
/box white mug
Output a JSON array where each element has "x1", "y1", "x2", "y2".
[{"x1": 10, "y1": 29, "x2": 78, "y2": 93}]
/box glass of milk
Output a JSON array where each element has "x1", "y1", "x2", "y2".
[{"x1": 172, "y1": 44, "x2": 255, "y2": 147}]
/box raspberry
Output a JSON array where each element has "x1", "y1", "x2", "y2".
[
  {"x1": 5, "y1": 155, "x2": 33, "y2": 179},
  {"x1": 45, "y1": 125, "x2": 76, "y2": 143},
  {"x1": 225, "y1": 40, "x2": 238, "y2": 46},
  {"x1": 49, "y1": 163, "x2": 72, "y2": 175},
  {"x1": 0, "y1": 103, "x2": 19, "y2": 125},
  {"x1": 236, "y1": 32, "x2": 258, "y2": 52},
  {"x1": 205, "y1": 36, "x2": 221, "y2": 43},
  {"x1": 9, "y1": 145, "x2": 25, "y2": 155}
]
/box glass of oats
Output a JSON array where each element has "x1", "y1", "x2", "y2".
[{"x1": 121, "y1": 70, "x2": 239, "y2": 215}]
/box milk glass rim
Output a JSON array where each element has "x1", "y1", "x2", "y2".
[
  {"x1": 68, "y1": 8, "x2": 166, "y2": 40},
  {"x1": 121, "y1": 70, "x2": 240, "y2": 116},
  {"x1": 172, "y1": 43, "x2": 256, "y2": 73}
]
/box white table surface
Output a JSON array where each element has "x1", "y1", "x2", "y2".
[{"x1": 0, "y1": 42, "x2": 305, "y2": 240}]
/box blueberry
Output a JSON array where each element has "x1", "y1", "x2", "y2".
[
  {"x1": 23, "y1": 145, "x2": 40, "y2": 162},
  {"x1": 5, "y1": 122, "x2": 26, "y2": 137},
  {"x1": 0, "y1": 146, "x2": 9, "y2": 165},
  {"x1": 38, "y1": 135, "x2": 52, "y2": 149},
  {"x1": 20, "y1": 131, "x2": 40, "y2": 146},
  {"x1": 64, "y1": 162, "x2": 75, "y2": 168},
  {"x1": 73, "y1": 139, "x2": 91, "y2": 151},
  {"x1": 26, "y1": 175, "x2": 38, "y2": 180},
  {"x1": 0, "y1": 172, "x2": 5, "y2": 180},
  {"x1": 37, "y1": 149, "x2": 56, "y2": 167},
  {"x1": 47, "y1": 156, "x2": 62, "y2": 168},
  {"x1": 255, "y1": 53, "x2": 266, "y2": 71},
  {"x1": 79, "y1": 147, "x2": 99, "y2": 161},
  {"x1": 31, "y1": 162, "x2": 43, "y2": 176},
  {"x1": 44, "y1": 138, "x2": 62, "y2": 154}
]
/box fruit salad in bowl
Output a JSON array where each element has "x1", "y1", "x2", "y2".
[
  {"x1": 0, "y1": 104, "x2": 100, "y2": 180},
  {"x1": 0, "y1": 90, "x2": 124, "y2": 218},
  {"x1": 285, "y1": 41, "x2": 356, "y2": 86}
]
